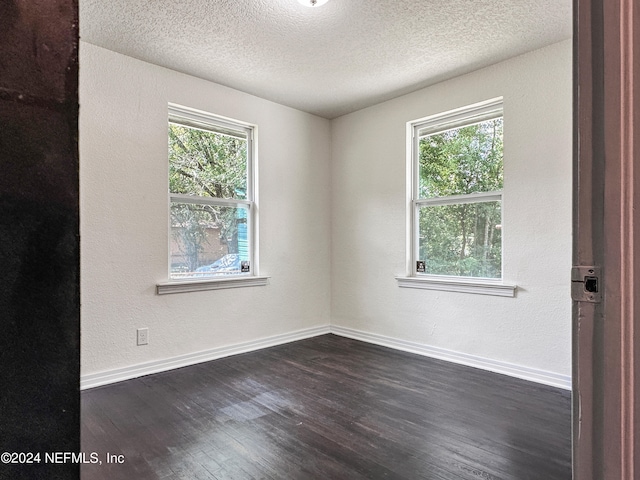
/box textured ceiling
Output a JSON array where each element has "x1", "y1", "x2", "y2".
[{"x1": 80, "y1": 0, "x2": 572, "y2": 119}]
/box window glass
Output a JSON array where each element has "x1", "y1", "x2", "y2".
[
  {"x1": 412, "y1": 100, "x2": 503, "y2": 280},
  {"x1": 168, "y1": 106, "x2": 254, "y2": 281},
  {"x1": 418, "y1": 118, "x2": 503, "y2": 198},
  {"x1": 169, "y1": 123, "x2": 247, "y2": 200},
  {"x1": 170, "y1": 202, "x2": 249, "y2": 278},
  {"x1": 418, "y1": 201, "x2": 502, "y2": 278}
]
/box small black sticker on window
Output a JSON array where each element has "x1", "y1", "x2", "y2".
[
  {"x1": 416, "y1": 261, "x2": 425, "y2": 273},
  {"x1": 241, "y1": 261, "x2": 250, "y2": 273}
]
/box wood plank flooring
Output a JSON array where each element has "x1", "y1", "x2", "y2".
[{"x1": 81, "y1": 334, "x2": 571, "y2": 480}]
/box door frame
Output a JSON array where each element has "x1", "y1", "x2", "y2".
[{"x1": 573, "y1": 0, "x2": 639, "y2": 477}]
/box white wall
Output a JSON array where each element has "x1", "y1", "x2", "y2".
[
  {"x1": 330, "y1": 40, "x2": 573, "y2": 377},
  {"x1": 80, "y1": 42, "x2": 332, "y2": 375},
  {"x1": 81, "y1": 39, "x2": 572, "y2": 384}
]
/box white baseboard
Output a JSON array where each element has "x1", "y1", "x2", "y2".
[
  {"x1": 81, "y1": 323, "x2": 571, "y2": 391},
  {"x1": 80, "y1": 325, "x2": 331, "y2": 390},
  {"x1": 330, "y1": 325, "x2": 572, "y2": 390}
]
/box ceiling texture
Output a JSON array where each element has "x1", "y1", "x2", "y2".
[{"x1": 80, "y1": 0, "x2": 572, "y2": 119}]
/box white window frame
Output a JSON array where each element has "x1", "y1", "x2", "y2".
[
  {"x1": 157, "y1": 104, "x2": 268, "y2": 294},
  {"x1": 396, "y1": 98, "x2": 516, "y2": 297}
]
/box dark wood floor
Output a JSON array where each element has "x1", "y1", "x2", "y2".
[{"x1": 81, "y1": 334, "x2": 571, "y2": 480}]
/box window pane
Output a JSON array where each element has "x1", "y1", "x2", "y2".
[
  {"x1": 169, "y1": 123, "x2": 247, "y2": 200},
  {"x1": 170, "y1": 202, "x2": 249, "y2": 279},
  {"x1": 418, "y1": 201, "x2": 502, "y2": 278},
  {"x1": 418, "y1": 118, "x2": 503, "y2": 198}
]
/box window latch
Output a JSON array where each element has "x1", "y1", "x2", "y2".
[{"x1": 571, "y1": 266, "x2": 602, "y2": 303}]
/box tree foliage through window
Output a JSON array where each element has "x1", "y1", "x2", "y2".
[
  {"x1": 417, "y1": 118, "x2": 503, "y2": 278},
  {"x1": 169, "y1": 123, "x2": 249, "y2": 276}
]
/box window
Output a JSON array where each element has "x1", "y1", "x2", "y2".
[
  {"x1": 164, "y1": 104, "x2": 259, "y2": 288},
  {"x1": 398, "y1": 98, "x2": 515, "y2": 296}
]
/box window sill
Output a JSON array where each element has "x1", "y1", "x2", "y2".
[
  {"x1": 395, "y1": 276, "x2": 516, "y2": 297},
  {"x1": 156, "y1": 276, "x2": 270, "y2": 295}
]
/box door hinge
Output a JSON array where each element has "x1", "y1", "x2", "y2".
[{"x1": 571, "y1": 266, "x2": 602, "y2": 303}]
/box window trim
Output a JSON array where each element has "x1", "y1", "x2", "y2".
[
  {"x1": 415, "y1": 191, "x2": 502, "y2": 207},
  {"x1": 156, "y1": 275, "x2": 269, "y2": 295},
  {"x1": 395, "y1": 275, "x2": 516, "y2": 297},
  {"x1": 398, "y1": 97, "x2": 516, "y2": 296},
  {"x1": 159, "y1": 104, "x2": 264, "y2": 293}
]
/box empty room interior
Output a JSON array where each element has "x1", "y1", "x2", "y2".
[{"x1": 79, "y1": 1, "x2": 573, "y2": 479}]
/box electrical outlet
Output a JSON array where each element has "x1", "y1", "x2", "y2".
[{"x1": 137, "y1": 328, "x2": 149, "y2": 346}]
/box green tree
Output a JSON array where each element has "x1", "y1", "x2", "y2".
[
  {"x1": 169, "y1": 124, "x2": 248, "y2": 273},
  {"x1": 169, "y1": 124, "x2": 246, "y2": 199},
  {"x1": 418, "y1": 118, "x2": 503, "y2": 278}
]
